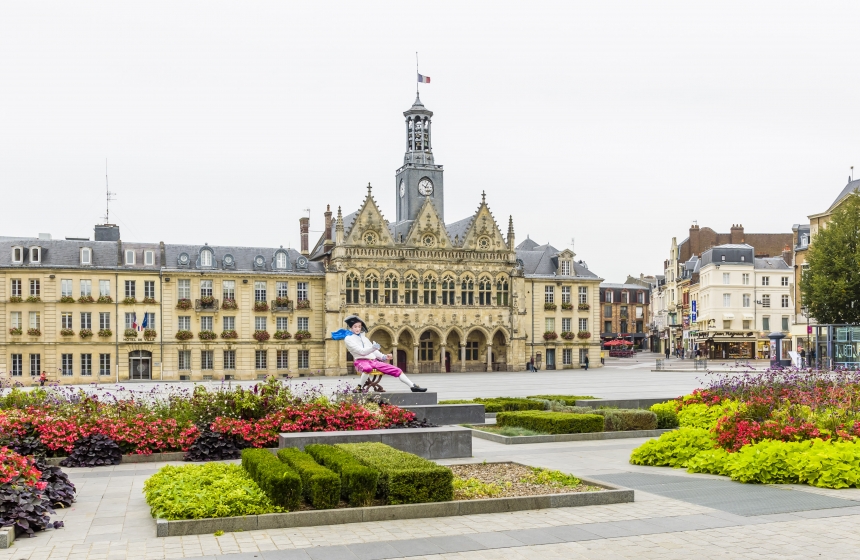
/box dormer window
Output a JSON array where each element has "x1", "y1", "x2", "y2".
[
  {"x1": 200, "y1": 249, "x2": 212, "y2": 268},
  {"x1": 560, "y1": 261, "x2": 571, "y2": 275},
  {"x1": 721, "y1": 255, "x2": 726, "y2": 262},
  {"x1": 11, "y1": 246, "x2": 23, "y2": 264},
  {"x1": 30, "y1": 246, "x2": 42, "y2": 264},
  {"x1": 80, "y1": 248, "x2": 92, "y2": 265},
  {"x1": 605, "y1": 291, "x2": 613, "y2": 303},
  {"x1": 144, "y1": 250, "x2": 154, "y2": 266},
  {"x1": 125, "y1": 250, "x2": 135, "y2": 265},
  {"x1": 274, "y1": 250, "x2": 289, "y2": 270},
  {"x1": 740, "y1": 255, "x2": 745, "y2": 262},
  {"x1": 801, "y1": 235, "x2": 808, "y2": 248}
]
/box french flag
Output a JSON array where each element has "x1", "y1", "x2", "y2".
[{"x1": 417, "y1": 73, "x2": 430, "y2": 84}]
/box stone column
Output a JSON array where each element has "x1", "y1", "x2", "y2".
[
  {"x1": 391, "y1": 343, "x2": 398, "y2": 370},
  {"x1": 460, "y1": 343, "x2": 466, "y2": 373},
  {"x1": 413, "y1": 344, "x2": 419, "y2": 373},
  {"x1": 486, "y1": 342, "x2": 492, "y2": 372},
  {"x1": 440, "y1": 344, "x2": 446, "y2": 372}
]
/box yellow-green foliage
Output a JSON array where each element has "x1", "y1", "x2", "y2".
[
  {"x1": 453, "y1": 478, "x2": 504, "y2": 499},
  {"x1": 650, "y1": 401, "x2": 680, "y2": 429},
  {"x1": 144, "y1": 463, "x2": 283, "y2": 520},
  {"x1": 521, "y1": 467, "x2": 582, "y2": 488},
  {"x1": 629, "y1": 427, "x2": 716, "y2": 468},
  {"x1": 677, "y1": 400, "x2": 738, "y2": 430}
]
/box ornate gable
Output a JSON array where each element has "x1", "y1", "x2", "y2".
[
  {"x1": 459, "y1": 192, "x2": 508, "y2": 252},
  {"x1": 343, "y1": 184, "x2": 395, "y2": 248},
  {"x1": 403, "y1": 197, "x2": 453, "y2": 249}
]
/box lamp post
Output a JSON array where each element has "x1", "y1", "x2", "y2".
[{"x1": 801, "y1": 305, "x2": 810, "y2": 368}]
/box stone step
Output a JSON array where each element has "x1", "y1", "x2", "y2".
[
  {"x1": 279, "y1": 426, "x2": 472, "y2": 459},
  {"x1": 376, "y1": 391, "x2": 438, "y2": 406},
  {"x1": 402, "y1": 404, "x2": 485, "y2": 426}
]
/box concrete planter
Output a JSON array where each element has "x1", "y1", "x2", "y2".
[
  {"x1": 44, "y1": 451, "x2": 189, "y2": 467},
  {"x1": 468, "y1": 428, "x2": 676, "y2": 444},
  {"x1": 155, "y1": 474, "x2": 633, "y2": 537},
  {"x1": 279, "y1": 426, "x2": 472, "y2": 459},
  {"x1": 402, "y1": 404, "x2": 485, "y2": 425}
]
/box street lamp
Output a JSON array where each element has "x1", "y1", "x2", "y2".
[{"x1": 801, "y1": 305, "x2": 810, "y2": 368}]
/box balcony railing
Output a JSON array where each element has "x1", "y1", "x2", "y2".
[
  {"x1": 271, "y1": 300, "x2": 294, "y2": 313},
  {"x1": 194, "y1": 298, "x2": 219, "y2": 312}
]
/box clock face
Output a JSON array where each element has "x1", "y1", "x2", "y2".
[
  {"x1": 399, "y1": 180, "x2": 405, "y2": 198},
  {"x1": 418, "y1": 178, "x2": 433, "y2": 196}
]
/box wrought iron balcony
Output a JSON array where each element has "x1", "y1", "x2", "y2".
[{"x1": 194, "y1": 298, "x2": 219, "y2": 312}]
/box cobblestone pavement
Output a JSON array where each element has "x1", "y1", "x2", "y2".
[{"x1": 5, "y1": 436, "x2": 860, "y2": 560}]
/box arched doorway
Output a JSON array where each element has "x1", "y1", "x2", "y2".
[
  {"x1": 129, "y1": 350, "x2": 152, "y2": 380},
  {"x1": 492, "y1": 330, "x2": 508, "y2": 371},
  {"x1": 465, "y1": 330, "x2": 488, "y2": 372},
  {"x1": 445, "y1": 330, "x2": 462, "y2": 373},
  {"x1": 397, "y1": 330, "x2": 414, "y2": 373},
  {"x1": 418, "y1": 330, "x2": 440, "y2": 373}
]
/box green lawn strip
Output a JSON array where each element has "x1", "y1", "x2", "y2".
[
  {"x1": 241, "y1": 448, "x2": 302, "y2": 511},
  {"x1": 437, "y1": 397, "x2": 547, "y2": 413},
  {"x1": 305, "y1": 444, "x2": 378, "y2": 507},
  {"x1": 143, "y1": 463, "x2": 283, "y2": 520},
  {"x1": 277, "y1": 448, "x2": 341, "y2": 509},
  {"x1": 496, "y1": 411, "x2": 604, "y2": 434},
  {"x1": 464, "y1": 424, "x2": 547, "y2": 437},
  {"x1": 335, "y1": 442, "x2": 453, "y2": 504},
  {"x1": 527, "y1": 395, "x2": 596, "y2": 405}
]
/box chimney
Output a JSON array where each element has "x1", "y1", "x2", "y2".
[
  {"x1": 730, "y1": 223, "x2": 744, "y2": 244},
  {"x1": 323, "y1": 205, "x2": 334, "y2": 253},
  {"x1": 94, "y1": 224, "x2": 120, "y2": 241},
  {"x1": 300, "y1": 216, "x2": 309, "y2": 255},
  {"x1": 782, "y1": 244, "x2": 793, "y2": 266},
  {"x1": 689, "y1": 225, "x2": 700, "y2": 257}
]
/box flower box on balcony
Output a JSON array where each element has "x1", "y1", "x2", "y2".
[
  {"x1": 578, "y1": 303, "x2": 590, "y2": 311},
  {"x1": 79, "y1": 295, "x2": 95, "y2": 304},
  {"x1": 272, "y1": 298, "x2": 293, "y2": 312},
  {"x1": 273, "y1": 330, "x2": 292, "y2": 340},
  {"x1": 561, "y1": 302, "x2": 573, "y2": 310},
  {"x1": 124, "y1": 328, "x2": 139, "y2": 339},
  {"x1": 296, "y1": 299, "x2": 311, "y2": 310},
  {"x1": 79, "y1": 329, "x2": 94, "y2": 339},
  {"x1": 143, "y1": 297, "x2": 157, "y2": 304},
  {"x1": 253, "y1": 330, "x2": 271, "y2": 342},
  {"x1": 543, "y1": 331, "x2": 558, "y2": 341},
  {"x1": 560, "y1": 331, "x2": 575, "y2": 340},
  {"x1": 220, "y1": 330, "x2": 238, "y2": 340},
  {"x1": 123, "y1": 297, "x2": 137, "y2": 305},
  {"x1": 9, "y1": 297, "x2": 22, "y2": 303},
  {"x1": 198, "y1": 330, "x2": 217, "y2": 341},
  {"x1": 543, "y1": 303, "x2": 557, "y2": 311},
  {"x1": 175, "y1": 330, "x2": 194, "y2": 341},
  {"x1": 8, "y1": 328, "x2": 22, "y2": 336},
  {"x1": 577, "y1": 331, "x2": 592, "y2": 339},
  {"x1": 60, "y1": 296, "x2": 75, "y2": 304},
  {"x1": 60, "y1": 328, "x2": 75, "y2": 337},
  {"x1": 221, "y1": 299, "x2": 238, "y2": 310},
  {"x1": 176, "y1": 299, "x2": 193, "y2": 310},
  {"x1": 195, "y1": 298, "x2": 219, "y2": 311},
  {"x1": 96, "y1": 296, "x2": 112, "y2": 304},
  {"x1": 27, "y1": 328, "x2": 41, "y2": 336},
  {"x1": 26, "y1": 296, "x2": 41, "y2": 303},
  {"x1": 294, "y1": 330, "x2": 312, "y2": 341},
  {"x1": 144, "y1": 329, "x2": 157, "y2": 341},
  {"x1": 98, "y1": 329, "x2": 113, "y2": 338},
  {"x1": 254, "y1": 301, "x2": 270, "y2": 312}
]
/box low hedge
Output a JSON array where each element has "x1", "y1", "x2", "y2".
[
  {"x1": 527, "y1": 395, "x2": 595, "y2": 406},
  {"x1": 650, "y1": 401, "x2": 680, "y2": 429},
  {"x1": 438, "y1": 397, "x2": 547, "y2": 413},
  {"x1": 241, "y1": 448, "x2": 302, "y2": 511},
  {"x1": 277, "y1": 448, "x2": 340, "y2": 509},
  {"x1": 496, "y1": 411, "x2": 604, "y2": 434},
  {"x1": 591, "y1": 409, "x2": 658, "y2": 431},
  {"x1": 336, "y1": 442, "x2": 453, "y2": 505},
  {"x1": 305, "y1": 444, "x2": 378, "y2": 507},
  {"x1": 143, "y1": 463, "x2": 282, "y2": 520}
]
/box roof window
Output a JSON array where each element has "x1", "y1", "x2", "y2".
[
  {"x1": 11, "y1": 246, "x2": 23, "y2": 264},
  {"x1": 30, "y1": 246, "x2": 42, "y2": 264},
  {"x1": 81, "y1": 247, "x2": 92, "y2": 265}
]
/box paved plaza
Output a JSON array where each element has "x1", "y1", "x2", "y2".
[{"x1": 7, "y1": 357, "x2": 859, "y2": 559}]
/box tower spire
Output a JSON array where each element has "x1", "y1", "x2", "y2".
[{"x1": 507, "y1": 215, "x2": 515, "y2": 251}]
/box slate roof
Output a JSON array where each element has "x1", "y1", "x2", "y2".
[
  {"x1": 516, "y1": 241, "x2": 600, "y2": 279},
  {"x1": 163, "y1": 244, "x2": 324, "y2": 273},
  {"x1": 600, "y1": 282, "x2": 650, "y2": 290},
  {"x1": 754, "y1": 257, "x2": 790, "y2": 270},
  {"x1": 0, "y1": 237, "x2": 126, "y2": 269},
  {"x1": 828, "y1": 179, "x2": 860, "y2": 211},
  {"x1": 445, "y1": 216, "x2": 473, "y2": 245},
  {"x1": 516, "y1": 237, "x2": 539, "y2": 251}
]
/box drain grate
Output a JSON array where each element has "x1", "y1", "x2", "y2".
[{"x1": 592, "y1": 472, "x2": 860, "y2": 516}]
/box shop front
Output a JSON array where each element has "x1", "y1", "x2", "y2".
[{"x1": 694, "y1": 331, "x2": 756, "y2": 360}]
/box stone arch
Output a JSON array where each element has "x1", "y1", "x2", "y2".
[
  {"x1": 466, "y1": 325, "x2": 492, "y2": 340},
  {"x1": 395, "y1": 325, "x2": 418, "y2": 341},
  {"x1": 417, "y1": 328, "x2": 442, "y2": 373},
  {"x1": 491, "y1": 328, "x2": 508, "y2": 370},
  {"x1": 367, "y1": 327, "x2": 394, "y2": 353}
]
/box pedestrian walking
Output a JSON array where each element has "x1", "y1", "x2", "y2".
[
  {"x1": 584, "y1": 354, "x2": 589, "y2": 371},
  {"x1": 665, "y1": 346, "x2": 670, "y2": 359},
  {"x1": 39, "y1": 371, "x2": 46, "y2": 387},
  {"x1": 600, "y1": 350, "x2": 605, "y2": 365},
  {"x1": 800, "y1": 348, "x2": 806, "y2": 368}
]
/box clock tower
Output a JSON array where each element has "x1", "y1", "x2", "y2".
[{"x1": 396, "y1": 93, "x2": 444, "y2": 223}]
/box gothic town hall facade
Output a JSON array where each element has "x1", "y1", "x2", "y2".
[{"x1": 0, "y1": 96, "x2": 603, "y2": 384}]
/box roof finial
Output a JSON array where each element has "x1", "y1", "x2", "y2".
[
  {"x1": 367, "y1": 182, "x2": 372, "y2": 195},
  {"x1": 481, "y1": 190, "x2": 486, "y2": 203}
]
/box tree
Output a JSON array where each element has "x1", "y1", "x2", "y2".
[{"x1": 801, "y1": 190, "x2": 860, "y2": 324}]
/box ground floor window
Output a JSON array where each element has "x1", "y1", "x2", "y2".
[
  {"x1": 201, "y1": 351, "x2": 213, "y2": 370},
  {"x1": 298, "y1": 350, "x2": 309, "y2": 369},
  {"x1": 277, "y1": 350, "x2": 289, "y2": 370},
  {"x1": 61, "y1": 354, "x2": 73, "y2": 376},
  {"x1": 579, "y1": 349, "x2": 589, "y2": 364},
  {"x1": 81, "y1": 354, "x2": 92, "y2": 376},
  {"x1": 99, "y1": 354, "x2": 111, "y2": 376},
  {"x1": 178, "y1": 351, "x2": 191, "y2": 371},
  {"x1": 562, "y1": 348, "x2": 572, "y2": 365},
  {"x1": 29, "y1": 354, "x2": 40, "y2": 376},
  {"x1": 10, "y1": 354, "x2": 22, "y2": 376},
  {"x1": 419, "y1": 332, "x2": 434, "y2": 361},
  {"x1": 465, "y1": 341, "x2": 479, "y2": 360},
  {"x1": 255, "y1": 350, "x2": 267, "y2": 370},
  {"x1": 223, "y1": 350, "x2": 235, "y2": 370}
]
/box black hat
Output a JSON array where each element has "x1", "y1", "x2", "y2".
[{"x1": 344, "y1": 315, "x2": 368, "y2": 333}]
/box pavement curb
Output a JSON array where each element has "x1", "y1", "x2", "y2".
[
  {"x1": 0, "y1": 526, "x2": 14, "y2": 549},
  {"x1": 156, "y1": 482, "x2": 633, "y2": 537},
  {"x1": 467, "y1": 427, "x2": 675, "y2": 444}
]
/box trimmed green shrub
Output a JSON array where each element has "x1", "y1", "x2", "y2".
[
  {"x1": 591, "y1": 409, "x2": 658, "y2": 431},
  {"x1": 143, "y1": 463, "x2": 282, "y2": 520},
  {"x1": 527, "y1": 395, "x2": 595, "y2": 406},
  {"x1": 496, "y1": 411, "x2": 604, "y2": 434},
  {"x1": 335, "y1": 442, "x2": 453, "y2": 505},
  {"x1": 677, "y1": 400, "x2": 738, "y2": 430},
  {"x1": 305, "y1": 444, "x2": 378, "y2": 506},
  {"x1": 241, "y1": 448, "x2": 302, "y2": 511},
  {"x1": 650, "y1": 401, "x2": 680, "y2": 429},
  {"x1": 546, "y1": 402, "x2": 594, "y2": 414},
  {"x1": 277, "y1": 448, "x2": 340, "y2": 509},
  {"x1": 438, "y1": 397, "x2": 546, "y2": 413},
  {"x1": 629, "y1": 427, "x2": 716, "y2": 468}
]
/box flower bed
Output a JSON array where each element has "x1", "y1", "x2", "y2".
[
  {"x1": 578, "y1": 303, "x2": 590, "y2": 310},
  {"x1": 0, "y1": 379, "x2": 417, "y2": 462},
  {"x1": 497, "y1": 411, "x2": 605, "y2": 434},
  {"x1": 0, "y1": 447, "x2": 74, "y2": 537},
  {"x1": 8, "y1": 297, "x2": 22, "y2": 303},
  {"x1": 144, "y1": 329, "x2": 157, "y2": 341},
  {"x1": 560, "y1": 331, "x2": 575, "y2": 340},
  {"x1": 143, "y1": 297, "x2": 157, "y2": 304},
  {"x1": 577, "y1": 331, "x2": 591, "y2": 339},
  {"x1": 543, "y1": 303, "x2": 557, "y2": 311},
  {"x1": 26, "y1": 296, "x2": 41, "y2": 303},
  {"x1": 630, "y1": 368, "x2": 860, "y2": 488},
  {"x1": 561, "y1": 302, "x2": 573, "y2": 310},
  {"x1": 124, "y1": 328, "x2": 138, "y2": 339}
]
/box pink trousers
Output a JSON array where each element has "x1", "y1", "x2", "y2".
[{"x1": 354, "y1": 359, "x2": 402, "y2": 377}]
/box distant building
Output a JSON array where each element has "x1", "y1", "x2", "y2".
[{"x1": 599, "y1": 282, "x2": 651, "y2": 349}]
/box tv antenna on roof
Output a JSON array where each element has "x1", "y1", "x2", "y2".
[{"x1": 102, "y1": 159, "x2": 117, "y2": 224}]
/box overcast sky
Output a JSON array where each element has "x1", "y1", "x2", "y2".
[{"x1": 2, "y1": 1, "x2": 858, "y2": 281}]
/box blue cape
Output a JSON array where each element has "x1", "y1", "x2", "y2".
[{"x1": 331, "y1": 329, "x2": 351, "y2": 341}]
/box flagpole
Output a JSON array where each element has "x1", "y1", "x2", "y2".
[{"x1": 416, "y1": 51, "x2": 419, "y2": 96}]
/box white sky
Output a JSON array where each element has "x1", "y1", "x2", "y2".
[{"x1": 2, "y1": 1, "x2": 858, "y2": 281}]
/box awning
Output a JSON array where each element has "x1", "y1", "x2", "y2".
[
  {"x1": 723, "y1": 313, "x2": 735, "y2": 319},
  {"x1": 710, "y1": 337, "x2": 756, "y2": 343}
]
